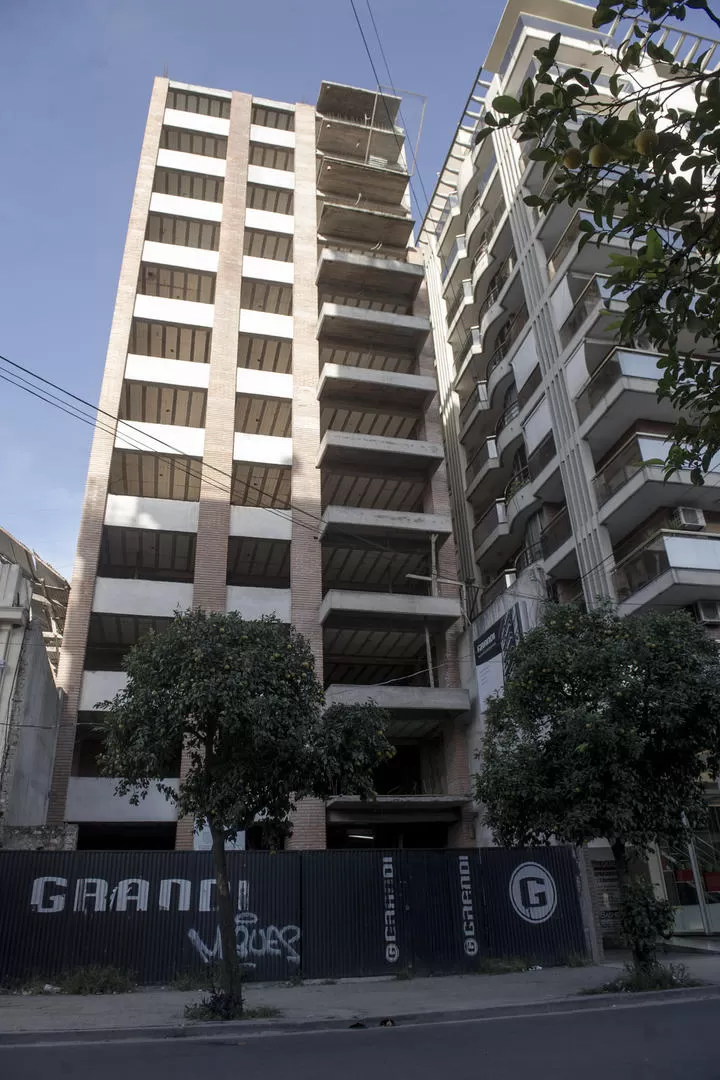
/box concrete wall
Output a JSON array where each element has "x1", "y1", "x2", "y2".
[{"x1": 1, "y1": 621, "x2": 62, "y2": 827}]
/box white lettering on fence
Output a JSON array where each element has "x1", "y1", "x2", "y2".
[
  {"x1": 382, "y1": 856, "x2": 399, "y2": 963},
  {"x1": 187, "y1": 881, "x2": 300, "y2": 968},
  {"x1": 458, "y1": 856, "x2": 478, "y2": 957}
]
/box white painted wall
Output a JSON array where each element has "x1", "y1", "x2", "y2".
[
  {"x1": 104, "y1": 494, "x2": 199, "y2": 533},
  {"x1": 245, "y1": 207, "x2": 294, "y2": 235},
  {"x1": 66, "y1": 778, "x2": 179, "y2": 822},
  {"x1": 79, "y1": 670, "x2": 128, "y2": 711},
  {"x1": 233, "y1": 433, "x2": 292, "y2": 465},
  {"x1": 511, "y1": 328, "x2": 539, "y2": 390},
  {"x1": 124, "y1": 354, "x2": 210, "y2": 390},
  {"x1": 226, "y1": 586, "x2": 291, "y2": 621},
  {"x1": 238, "y1": 308, "x2": 292, "y2": 338},
  {"x1": 564, "y1": 341, "x2": 590, "y2": 399},
  {"x1": 235, "y1": 368, "x2": 292, "y2": 398},
  {"x1": 115, "y1": 420, "x2": 205, "y2": 457},
  {"x1": 142, "y1": 241, "x2": 219, "y2": 274},
  {"x1": 242, "y1": 255, "x2": 294, "y2": 284},
  {"x1": 92, "y1": 578, "x2": 193, "y2": 618},
  {"x1": 134, "y1": 295, "x2": 214, "y2": 328},
  {"x1": 229, "y1": 506, "x2": 292, "y2": 539},
  {"x1": 249, "y1": 123, "x2": 295, "y2": 149},
  {"x1": 149, "y1": 191, "x2": 223, "y2": 222},
  {"x1": 164, "y1": 107, "x2": 230, "y2": 137},
  {"x1": 156, "y1": 148, "x2": 226, "y2": 178},
  {"x1": 550, "y1": 274, "x2": 574, "y2": 327},
  {"x1": 522, "y1": 397, "x2": 552, "y2": 453},
  {"x1": 666, "y1": 535, "x2": 720, "y2": 571},
  {"x1": 247, "y1": 164, "x2": 295, "y2": 190}
]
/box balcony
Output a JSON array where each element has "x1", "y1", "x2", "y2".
[
  {"x1": 558, "y1": 275, "x2": 618, "y2": 349},
  {"x1": 485, "y1": 305, "x2": 529, "y2": 386},
  {"x1": 594, "y1": 434, "x2": 720, "y2": 540},
  {"x1": 317, "y1": 302, "x2": 429, "y2": 350},
  {"x1": 577, "y1": 347, "x2": 679, "y2": 456},
  {"x1": 440, "y1": 234, "x2": 468, "y2": 288},
  {"x1": 477, "y1": 253, "x2": 516, "y2": 340},
  {"x1": 548, "y1": 210, "x2": 633, "y2": 281},
  {"x1": 318, "y1": 363, "x2": 436, "y2": 413},
  {"x1": 459, "y1": 381, "x2": 489, "y2": 438},
  {"x1": 445, "y1": 279, "x2": 473, "y2": 332},
  {"x1": 318, "y1": 430, "x2": 443, "y2": 475},
  {"x1": 495, "y1": 400, "x2": 523, "y2": 460},
  {"x1": 466, "y1": 437, "x2": 498, "y2": 494},
  {"x1": 317, "y1": 200, "x2": 413, "y2": 249},
  {"x1": 323, "y1": 685, "x2": 470, "y2": 738},
  {"x1": 454, "y1": 326, "x2": 481, "y2": 388},
  {"x1": 320, "y1": 590, "x2": 462, "y2": 631},
  {"x1": 320, "y1": 506, "x2": 452, "y2": 548},
  {"x1": 614, "y1": 531, "x2": 720, "y2": 614},
  {"x1": 316, "y1": 247, "x2": 423, "y2": 300},
  {"x1": 515, "y1": 507, "x2": 575, "y2": 577},
  {"x1": 473, "y1": 499, "x2": 508, "y2": 558},
  {"x1": 316, "y1": 153, "x2": 408, "y2": 206}
]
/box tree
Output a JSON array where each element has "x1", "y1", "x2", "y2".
[
  {"x1": 478, "y1": 0, "x2": 720, "y2": 482},
  {"x1": 474, "y1": 604, "x2": 720, "y2": 969},
  {"x1": 99, "y1": 608, "x2": 393, "y2": 1014}
]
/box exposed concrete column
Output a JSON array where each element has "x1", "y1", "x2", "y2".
[
  {"x1": 47, "y1": 76, "x2": 169, "y2": 828},
  {"x1": 285, "y1": 103, "x2": 327, "y2": 851},
  {"x1": 176, "y1": 91, "x2": 252, "y2": 852}
]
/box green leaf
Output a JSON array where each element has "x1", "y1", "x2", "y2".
[{"x1": 492, "y1": 95, "x2": 523, "y2": 116}]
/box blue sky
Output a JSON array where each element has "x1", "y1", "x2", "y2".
[
  {"x1": 0, "y1": 0, "x2": 508, "y2": 578},
  {"x1": 0, "y1": 0, "x2": 712, "y2": 579}
]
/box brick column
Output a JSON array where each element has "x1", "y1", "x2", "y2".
[
  {"x1": 176, "y1": 91, "x2": 252, "y2": 851},
  {"x1": 412, "y1": 256, "x2": 473, "y2": 848},
  {"x1": 47, "y1": 76, "x2": 169, "y2": 826},
  {"x1": 285, "y1": 104, "x2": 326, "y2": 851}
]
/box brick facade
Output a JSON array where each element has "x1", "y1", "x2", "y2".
[{"x1": 48, "y1": 76, "x2": 169, "y2": 826}]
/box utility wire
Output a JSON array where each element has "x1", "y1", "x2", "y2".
[
  {"x1": 347, "y1": 0, "x2": 426, "y2": 222},
  {"x1": 363, "y1": 0, "x2": 432, "y2": 211}
]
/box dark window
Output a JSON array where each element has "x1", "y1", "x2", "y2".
[
  {"x1": 251, "y1": 104, "x2": 294, "y2": 131},
  {"x1": 128, "y1": 320, "x2": 212, "y2": 364},
  {"x1": 167, "y1": 88, "x2": 230, "y2": 119},
  {"x1": 160, "y1": 127, "x2": 227, "y2": 159},
  {"x1": 153, "y1": 168, "x2": 224, "y2": 203},
  {"x1": 76, "y1": 823, "x2": 178, "y2": 851},
  {"x1": 249, "y1": 143, "x2": 294, "y2": 171},
  {"x1": 138, "y1": 265, "x2": 216, "y2": 303},
  {"x1": 246, "y1": 184, "x2": 293, "y2": 215},
  {"x1": 146, "y1": 213, "x2": 220, "y2": 251}
]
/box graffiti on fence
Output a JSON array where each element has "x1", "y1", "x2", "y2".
[{"x1": 187, "y1": 879, "x2": 301, "y2": 968}]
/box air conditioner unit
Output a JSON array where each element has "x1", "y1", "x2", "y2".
[
  {"x1": 672, "y1": 506, "x2": 706, "y2": 531},
  {"x1": 694, "y1": 600, "x2": 720, "y2": 625}
]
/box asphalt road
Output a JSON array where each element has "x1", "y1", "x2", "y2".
[{"x1": 3, "y1": 996, "x2": 720, "y2": 1080}]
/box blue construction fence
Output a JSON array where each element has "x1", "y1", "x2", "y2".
[{"x1": 0, "y1": 847, "x2": 587, "y2": 983}]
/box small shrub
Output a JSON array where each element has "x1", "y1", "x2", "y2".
[
  {"x1": 473, "y1": 957, "x2": 529, "y2": 975},
  {"x1": 583, "y1": 962, "x2": 701, "y2": 995},
  {"x1": 59, "y1": 966, "x2": 136, "y2": 995},
  {"x1": 185, "y1": 993, "x2": 280, "y2": 1021},
  {"x1": 169, "y1": 969, "x2": 215, "y2": 991},
  {"x1": 563, "y1": 951, "x2": 592, "y2": 968}
]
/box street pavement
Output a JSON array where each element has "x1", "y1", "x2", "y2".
[
  {"x1": 2, "y1": 996, "x2": 720, "y2": 1079},
  {"x1": 4, "y1": 952, "x2": 720, "y2": 1037}
]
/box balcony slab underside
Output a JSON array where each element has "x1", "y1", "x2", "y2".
[
  {"x1": 316, "y1": 247, "x2": 423, "y2": 299},
  {"x1": 315, "y1": 120, "x2": 403, "y2": 163},
  {"x1": 324, "y1": 684, "x2": 470, "y2": 737},
  {"x1": 326, "y1": 794, "x2": 468, "y2": 825},
  {"x1": 318, "y1": 202, "x2": 412, "y2": 248},
  {"x1": 320, "y1": 589, "x2": 462, "y2": 631},
  {"x1": 317, "y1": 302, "x2": 429, "y2": 349},
  {"x1": 317, "y1": 155, "x2": 408, "y2": 204},
  {"x1": 317, "y1": 430, "x2": 443, "y2": 475},
  {"x1": 619, "y1": 567, "x2": 720, "y2": 616},
  {"x1": 579, "y1": 378, "x2": 678, "y2": 456},
  {"x1": 599, "y1": 467, "x2": 720, "y2": 541},
  {"x1": 320, "y1": 505, "x2": 452, "y2": 547},
  {"x1": 318, "y1": 363, "x2": 435, "y2": 412}
]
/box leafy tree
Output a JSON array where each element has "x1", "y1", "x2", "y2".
[
  {"x1": 478, "y1": 0, "x2": 720, "y2": 482},
  {"x1": 475, "y1": 604, "x2": 720, "y2": 969},
  {"x1": 99, "y1": 608, "x2": 393, "y2": 1013}
]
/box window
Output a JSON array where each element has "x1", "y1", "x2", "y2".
[
  {"x1": 160, "y1": 127, "x2": 227, "y2": 159},
  {"x1": 251, "y1": 104, "x2": 294, "y2": 131},
  {"x1": 249, "y1": 143, "x2": 294, "y2": 171},
  {"x1": 246, "y1": 184, "x2": 293, "y2": 215},
  {"x1": 129, "y1": 320, "x2": 212, "y2": 364},
  {"x1": 167, "y1": 88, "x2": 230, "y2": 119},
  {"x1": 138, "y1": 265, "x2": 215, "y2": 303},
  {"x1": 243, "y1": 229, "x2": 293, "y2": 262},
  {"x1": 146, "y1": 213, "x2": 220, "y2": 251},
  {"x1": 153, "y1": 168, "x2": 224, "y2": 203}
]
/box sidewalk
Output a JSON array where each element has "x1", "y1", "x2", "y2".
[{"x1": 3, "y1": 953, "x2": 720, "y2": 1039}]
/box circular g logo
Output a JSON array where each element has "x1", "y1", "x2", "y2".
[{"x1": 509, "y1": 862, "x2": 557, "y2": 923}]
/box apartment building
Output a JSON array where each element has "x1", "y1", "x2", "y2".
[
  {"x1": 420, "y1": 0, "x2": 720, "y2": 933},
  {"x1": 48, "y1": 77, "x2": 472, "y2": 851},
  {"x1": 0, "y1": 527, "x2": 67, "y2": 842}
]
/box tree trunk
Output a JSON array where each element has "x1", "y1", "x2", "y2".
[
  {"x1": 612, "y1": 838, "x2": 651, "y2": 972},
  {"x1": 209, "y1": 819, "x2": 243, "y2": 1009}
]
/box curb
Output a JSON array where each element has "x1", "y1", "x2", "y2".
[{"x1": 2, "y1": 984, "x2": 720, "y2": 1047}]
